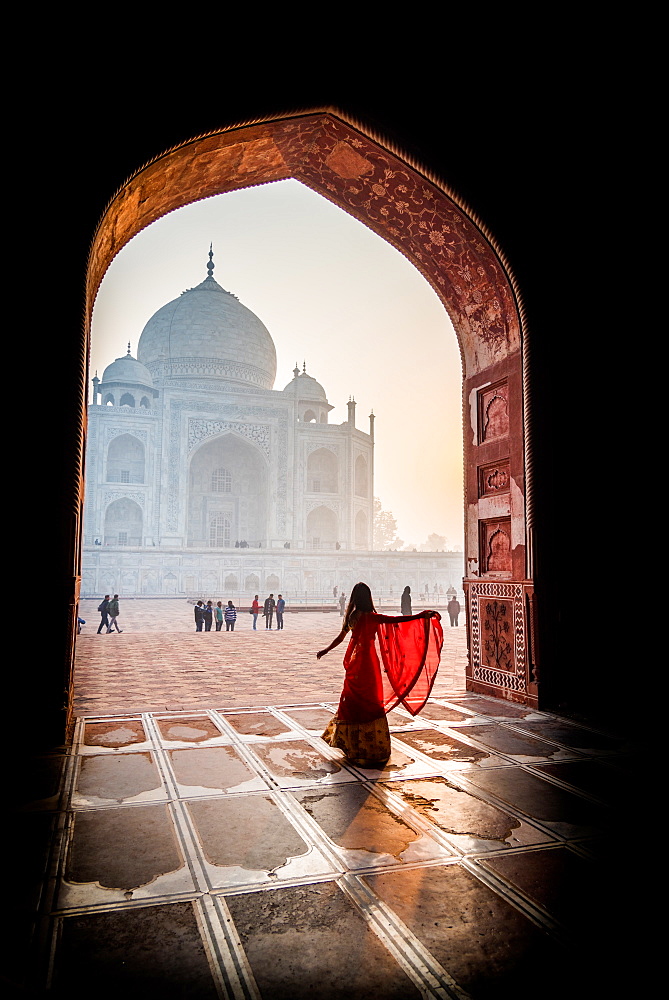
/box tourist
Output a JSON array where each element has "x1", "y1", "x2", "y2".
[
  {"x1": 215, "y1": 601, "x2": 224, "y2": 631},
  {"x1": 316, "y1": 583, "x2": 442, "y2": 767},
  {"x1": 276, "y1": 594, "x2": 286, "y2": 630},
  {"x1": 97, "y1": 595, "x2": 110, "y2": 634},
  {"x1": 447, "y1": 594, "x2": 461, "y2": 627},
  {"x1": 339, "y1": 593, "x2": 346, "y2": 616},
  {"x1": 107, "y1": 594, "x2": 123, "y2": 633},
  {"x1": 263, "y1": 593, "x2": 276, "y2": 629},
  {"x1": 224, "y1": 601, "x2": 237, "y2": 631},
  {"x1": 203, "y1": 601, "x2": 214, "y2": 631},
  {"x1": 401, "y1": 585, "x2": 412, "y2": 615},
  {"x1": 251, "y1": 594, "x2": 260, "y2": 630},
  {"x1": 194, "y1": 600, "x2": 205, "y2": 632}
]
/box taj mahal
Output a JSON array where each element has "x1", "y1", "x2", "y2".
[{"x1": 82, "y1": 250, "x2": 463, "y2": 601}]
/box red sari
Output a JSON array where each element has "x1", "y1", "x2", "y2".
[{"x1": 322, "y1": 612, "x2": 443, "y2": 766}]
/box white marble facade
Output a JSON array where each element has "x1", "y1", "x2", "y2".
[{"x1": 83, "y1": 254, "x2": 380, "y2": 596}]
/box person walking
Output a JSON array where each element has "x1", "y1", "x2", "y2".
[
  {"x1": 107, "y1": 594, "x2": 122, "y2": 633},
  {"x1": 97, "y1": 595, "x2": 110, "y2": 634},
  {"x1": 339, "y1": 593, "x2": 346, "y2": 616},
  {"x1": 447, "y1": 595, "x2": 461, "y2": 627},
  {"x1": 203, "y1": 601, "x2": 214, "y2": 631},
  {"x1": 224, "y1": 601, "x2": 237, "y2": 631},
  {"x1": 276, "y1": 594, "x2": 286, "y2": 630},
  {"x1": 251, "y1": 594, "x2": 260, "y2": 630},
  {"x1": 263, "y1": 593, "x2": 276, "y2": 629},
  {"x1": 401, "y1": 586, "x2": 412, "y2": 616},
  {"x1": 317, "y1": 583, "x2": 442, "y2": 768},
  {"x1": 215, "y1": 601, "x2": 224, "y2": 631},
  {"x1": 194, "y1": 600, "x2": 205, "y2": 632}
]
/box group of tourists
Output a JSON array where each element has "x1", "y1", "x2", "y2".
[
  {"x1": 96, "y1": 595, "x2": 122, "y2": 633},
  {"x1": 193, "y1": 593, "x2": 287, "y2": 632}
]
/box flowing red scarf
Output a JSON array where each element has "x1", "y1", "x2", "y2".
[{"x1": 337, "y1": 612, "x2": 443, "y2": 723}]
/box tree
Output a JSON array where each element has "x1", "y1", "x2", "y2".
[
  {"x1": 373, "y1": 497, "x2": 403, "y2": 550},
  {"x1": 419, "y1": 533, "x2": 448, "y2": 552}
]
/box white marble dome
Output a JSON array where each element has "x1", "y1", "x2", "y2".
[
  {"x1": 101, "y1": 351, "x2": 154, "y2": 388},
  {"x1": 137, "y1": 273, "x2": 277, "y2": 390},
  {"x1": 283, "y1": 367, "x2": 327, "y2": 399}
]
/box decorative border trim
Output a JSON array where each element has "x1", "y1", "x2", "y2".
[{"x1": 468, "y1": 581, "x2": 527, "y2": 693}]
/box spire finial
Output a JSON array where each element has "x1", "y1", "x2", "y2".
[
  {"x1": 302, "y1": 360, "x2": 307, "y2": 373},
  {"x1": 207, "y1": 243, "x2": 215, "y2": 279},
  {"x1": 127, "y1": 342, "x2": 131, "y2": 356},
  {"x1": 293, "y1": 363, "x2": 300, "y2": 378}
]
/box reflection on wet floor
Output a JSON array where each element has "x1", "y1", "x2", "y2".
[{"x1": 20, "y1": 693, "x2": 639, "y2": 998}]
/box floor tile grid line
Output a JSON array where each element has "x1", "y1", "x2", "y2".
[
  {"x1": 200, "y1": 715, "x2": 480, "y2": 997},
  {"x1": 194, "y1": 894, "x2": 260, "y2": 1000},
  {"x1": 142, "y1": 714, "x2": 264, "y2": 1000},
  {"x1": 37, "y1": 721, "x2": 86, "y2": 993},
  {"x1": 459, "y1": 855, "x2": 568, "y2": 943},
  {"x1": 491, "y1": 718, "x2": 624, "y2": 757},
  {"x1": 339, "y1": 873, "x2": 473, "y2": 1000},
  {"x1": 517, "y1": 763, "x2": 616, "y2": 808}
]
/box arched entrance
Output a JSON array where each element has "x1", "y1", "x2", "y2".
[{"x1": 75, "y1": 109, "x2": 536, "y2": 734}]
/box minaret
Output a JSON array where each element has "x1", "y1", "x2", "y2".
[
  {"x1": 369, "y1": 409, "x2": 375, "y2": 441},
  {"x1": 347, "y1": 396, "x2": 356, "y2": 427},
  {"x1": 91, "y1": 371, "x2": 99, "y2": 405}
]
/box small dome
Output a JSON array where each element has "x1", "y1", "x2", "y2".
[
  {"x1": 101, "y1": 350, "x2": 154, "y2": 388},
  {"x1": 283, "y1": 364, "x2": 327, "y2": 399}
]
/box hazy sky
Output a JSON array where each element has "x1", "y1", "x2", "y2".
[{"x1": 90, "y1": 179, "x2": 464, "y2": 548}]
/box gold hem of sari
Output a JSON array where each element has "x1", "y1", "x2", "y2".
[{"x1": 321, "y1": 714, "x2": 390, "y2": 767}]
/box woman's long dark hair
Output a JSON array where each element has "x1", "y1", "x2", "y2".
[{"x1": 344, "y1": 582, "x2": 376, "y2": 630}]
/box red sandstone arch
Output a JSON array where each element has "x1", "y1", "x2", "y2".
[{"x1": 81, "y1": 109, "x2": 537, "y2": 712}]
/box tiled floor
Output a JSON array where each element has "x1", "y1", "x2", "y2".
[{"x1": 12, "y1": 602, "x2": 645, "y2": 997}]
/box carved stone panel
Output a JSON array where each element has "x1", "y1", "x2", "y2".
[
  {"x1": 478, "y1": 380, "x2": 509, "y2": 443},
  {"x1": 478, "y1": 459, "x2": 510, "y2": 498},
  {"x1": 480, "y1": 517, "x2": 512, "y2": 576}
]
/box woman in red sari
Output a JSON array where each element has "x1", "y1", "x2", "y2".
[{"x1": 317, "y1": 582, "x2": 443, "y2": 767}]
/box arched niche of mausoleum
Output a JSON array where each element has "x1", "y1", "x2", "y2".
[
  {"x1": 266, "y1": 574, "x2": 280, "y2": 590},
  {"x1": 140, "y1": 396, "x2": 151, "y2": 409},
  {"x1": 355, "y1": 509, "x2": 368, "y2": 548},
  {"x1": 119, "y1": 393, "x2": 136, "y2": 408},
  {"x1": 188, "y1": 434, "x2": 268, "y2": 548},
  {"x1": 307, "y1": 448, "x2": 338, "y2": 493},
  {"x1": 103, "y1": 393, "x2": 114, "y2": 406},
  {"x1": 209, "y1": 513, "x2": 231, "y2": 548},
  {"x1": 224, "y1": 574, "x2": 239, "y2": 591},
  {"x1": 303, "y1": 409, "x2": 318, "y2": 423},
  {"x1": 307, "y1": 506, "x2": 338, "y2": 549},
  {"x1": 245, "y1": 574, "x2": 260, "y2": 592},
  {"x1": 104, "y1": 497, "x2": 143, "y2": 546},
  {"x1": 107, "y1": 433, "x2": 145, "y2": 484},
  {"x1": 355, "y1": 455, "x2": 369, "y2": 497}
]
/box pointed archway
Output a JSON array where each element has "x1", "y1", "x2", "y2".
[{"x1": 78, "y1": 109, "x2": 537, "y2": 734}]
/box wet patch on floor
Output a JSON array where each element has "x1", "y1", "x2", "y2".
[
  {"x1": 460, "y1": 766, "x2": 610, "y2": 837},
  {"x1": 156, "y1": 716, "x2": 224, "y2": 743},
  {"x1": 74, "y1": 753, "x2": 164, "y2": 805},
  {"x1": 458, "y1": 723, "x2": 574, "y2": 760},
  {"x1": 281, "y1": 707, "x2": 335, "y2": 730},
  {"x1": 221, "y1": 711, "x2": 293, "y2": 737},
  {"x1": 416, "y1": 703, "x2": 475, "y2": 722},
  {"x1": 393, "y1": 729, "x2": 492, "y2": 766},
  {"x1": 169, "y1": 746, "x2": 268, "y2": 794},
  {"x1": 251, "y1": 740, "x2": 352, "y2": 785},
  {"x1": 64, "y1": 804, "x2": 183, "y2": 891},
  {"x1": 380, "y1": 775, "x2": 552, "y2": 851},
  {"x1": 83, "y1": 719, "x2": 147, "y2": 748}
]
